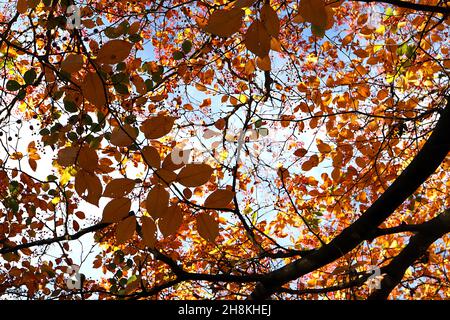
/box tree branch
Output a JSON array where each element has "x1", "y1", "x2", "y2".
[
  {"x1": 353, "y1": 0, "x2": 450, "y2": 15},
  {"x1": 250, "y1": 97, "x2": 450, "y2": 300}
]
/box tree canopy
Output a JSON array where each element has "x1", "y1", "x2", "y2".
[{"x1": 1, "y1": 0, "x2": 450, "y2": 300}]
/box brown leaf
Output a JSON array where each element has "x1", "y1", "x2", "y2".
[
  {"x1": 203, "y1": 8, "x2": 244, "y2": 38},
  {"x1": 158, "y1": 205, "x2": 183, "y2": 237},
  {"x1": 61, "y1": 54, "x2": 84, "y2": 74},
  {"x1": 103, "y1": 178, "x2": 136, "y2": 198},
  {"x1": 244, "y1": 20, "x2": 271, "y2": 58},
  {"x1": 102, "y1": 197, "x2": 131, "y2": 222},
  {"x1": 176, "y1": 163, "x2": 213, "y2": 187},
  {"x1": 298, "y1": 0, "x2": 328, "y2": 28},
  {"x1": 196, "y1": 213, "x2": 219, "y2": 242},
  {"x1": 116, "y1": 216, "x2": 136, "y2": 244},
  {"x1": 77, "y1": 145, "x2": 98, "y2": 172},
  {"x1": 141, "y1": 216, "x2": 157, "y2": 247},
  {"x1": 204, "y1": 189, "x2": 235, "y2": 209},
  {"x1": 57, "y1": 146, "x2": 78, "y2": 167},
  {"x1": 162, "y1": 150, "x2": 190, "y2": 171},
  {"x1": 140, "y1": 115, "x2": 175, "y2": 139},
  {"x1": 110, "y1": 124, "x2": 138, "y2": 147},
  {"x1": 261, "y1": 4, "x2": 280, "y2": 37},
  {"x1": 81, "y1": 71, "x2": 107, "y2": 108},
  {"x1": 75, "y1": 169, "x2": 102, "y2": 206},
  {"x1": 141, "y1": 146, "x2": 161, "y2": 168},
  {"x1": 97, "y1": 40, "x2": 133, "y2": 64},
  {"x1": 146, "y1": 185, "x2": 169, "y2": 219}
]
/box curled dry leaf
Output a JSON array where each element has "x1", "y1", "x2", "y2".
[
  {"x1": 204, "y1": 189, "x2": 235, "y2": 209},
  {"x1": 102, "y1": 197, "x2": 131, "y2": 222},
  {"x1": 103, "y1": 178, "x2": 136, "y2": 198},
  {"x1": 176, "y1": 163, "x2": 213, "y2": 187}
]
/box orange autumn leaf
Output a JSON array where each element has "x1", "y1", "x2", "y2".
[
  {"x1": 116, "y1": 216, "x2": 136, "y2": 244},
  {"x1": 146, "y1": 184, "x2": 169, "y2": 219},
  {"x1": 141, "y1": 216, "x2": 157, "y2": 247},
  {"x1": 140, "y1": 115, "x2": 175, "y2": 139},
  {"x1": 203, "y1": 8, "x2": 244, "y2": 38},
  {"x1": 158, "y1": 205, "x2": 183, "y2": 237},
  {"x1": 176, "y1": 163, "x2": 213, "y2": 187},
  {"x1": 102, "y1": 197, "x2": 131, "y2": 223},
  {"x1": 96, "y1": 40, "x2": 133, "y2": 64},
  {"x1": 203, "y1": 189, "x2": 235, "y2": 209},
  {"x1": 196, "y1": 213, "x2": 219, "y2": 242},
  {"x1": 103, "y1": 178, "x2": 136, "y2": 198}
]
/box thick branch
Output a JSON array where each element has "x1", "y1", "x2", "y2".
[
  {"x1": 354, "y1": 0, "x2": 450, "y2": 15},
  {"x1": 251, "y1": 98, "x2": 450, "y2": 300},
  {"x1": 368, "y1": 209, "x2": 450, "y2": 299}
]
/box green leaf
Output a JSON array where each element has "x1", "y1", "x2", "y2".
[
  {"x1": 24, "y1": 69, "x2": 37, "y2": 85},
  {"x1": 64, "y1": 100, "x2": 78, "y2": 113},
  {"x1": 47, "y1": 175, "x2": 58, "y2": 182},
  {"x1": 129, "y1": 34, "x2": 142, "y2": 43},
  {"x1": 182, "y1": 40, "x2": 192, "y2": 54},
  {"x1": 114, "y1": 83, "x2": 129, "y2": 94},
  {"x1": 173, "y1": 51, "x2": 184, "y2": 60},
  {"x1": 6, "y1": 80, "x2": 21, "y2": 91},
  {"x1": 311, "y1": 24, "x2": 325, "y2": 37}
]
